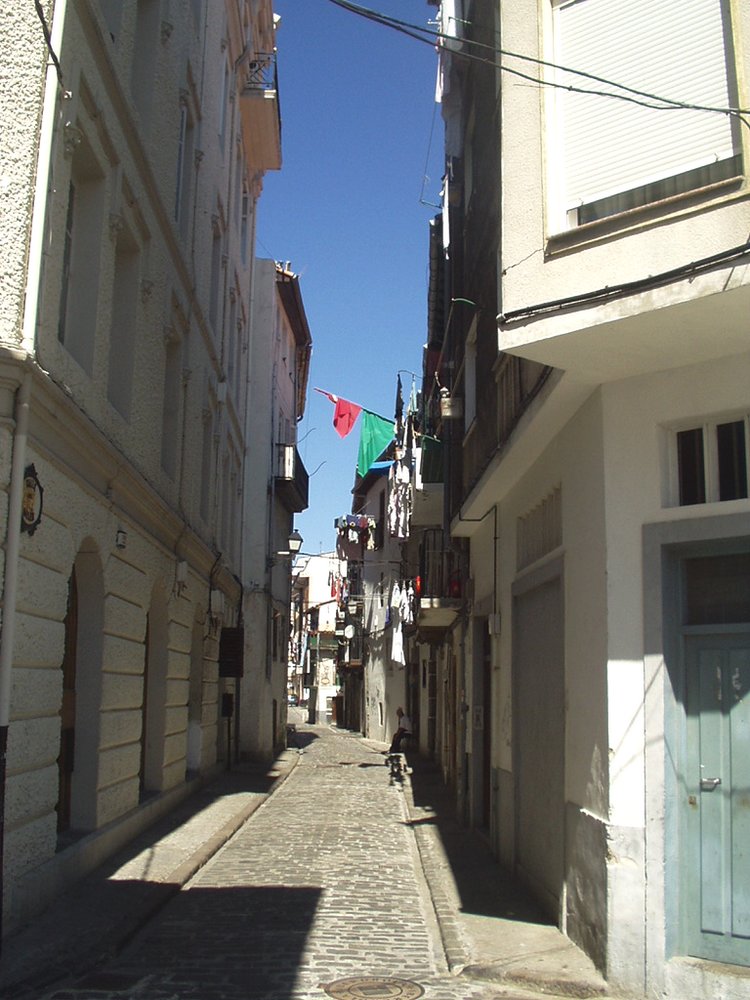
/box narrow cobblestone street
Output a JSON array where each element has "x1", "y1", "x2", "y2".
[{"x1": 33, "y1": 722, "x2": 573, "y2": 1000}]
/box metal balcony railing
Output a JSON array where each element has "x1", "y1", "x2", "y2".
[
  {"x1": 419, "y1": 528, "x2": 461, "y2": 600},
  {"x1": 242, "y1": 51, "x2": 278, "y2": 94}
]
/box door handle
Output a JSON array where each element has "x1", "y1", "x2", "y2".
[{"x1": 700, "y1": 777, "x2": 722, "y2": 791}]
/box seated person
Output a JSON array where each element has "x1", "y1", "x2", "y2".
[{"x1": 388, "y1": 707, "x2": 412, "y2": 753}]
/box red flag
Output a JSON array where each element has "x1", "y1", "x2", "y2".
[{"x1": 315, "y1": 388, "x2": 362, "y2": 438}]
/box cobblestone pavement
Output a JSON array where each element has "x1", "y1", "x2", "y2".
[{"x1": 37, "y1": 725, "x2": 574, "y2": 1000}]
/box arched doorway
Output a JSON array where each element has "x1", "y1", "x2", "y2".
[
  {"x1": 57, "y1": 542, "x2": 104, "y2": 838},
  {"x1": 139, "y1": 582, "x2": 168, "y2": 797},
  {"x1": 186, "y1": 613, "x2": 205, "y2": 777}
]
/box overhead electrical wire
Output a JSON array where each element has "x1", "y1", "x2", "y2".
[
  {"x1": 325, "y1": 0, "x2": 750, "y2": 127},
  {"x1": 34, "y1": 0, "x2": 64, "y2": 88},
  {"x1": 326, "y1": 2, "x2": 750, "y2": 331}
]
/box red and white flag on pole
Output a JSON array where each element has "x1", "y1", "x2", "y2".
[{"x1": 314, "y1": 388, "x2": 363, "y2": 439}]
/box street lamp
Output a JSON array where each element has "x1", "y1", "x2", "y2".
[{"x1": 271, "y1": 528, "x2": 304, "y2": 565}]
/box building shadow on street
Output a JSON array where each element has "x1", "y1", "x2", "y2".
[
  {"x1": 405, "y1": 752, "x2": 552, "y2": 927},
  {"x1": 71, "y1": 884, "x2": 323, "y2": 1000}
]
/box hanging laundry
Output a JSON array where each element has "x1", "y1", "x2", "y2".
[
  {"x1": 357, "y1": 411, "x2": 394, "y2": 477},
  {"x1": 390, "y1": 581, "x2": 405, "y2": 665},
  {"x1": 388, "y1": 459, "x2": 412, "y2": 540},
  {"x1": 315, "y1": 388, "x2": 362, "y2": 438},
  {"x1": 403, "y1": 581, "x2": 415, "y2": 627},
  {"x1": 395, "y1": 374, "x2": 404, "y2": 448},
  {"x1": 335, "y1": 513, "x2": 378, "y2": 560}
]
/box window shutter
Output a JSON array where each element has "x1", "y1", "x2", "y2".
[{"x1": 553, "y1": 0, "x2": 738, "y2": 212}]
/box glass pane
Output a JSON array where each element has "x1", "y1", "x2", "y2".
[
  {"x1": 685, "y1": 553, "x2": 750, "y2": 625},
  {"x1": 717, "y1": 421, "x2": 748, "y2": 501},
  {"x1": 677, "y1": 428, "x2": 706, "y2": 505}
]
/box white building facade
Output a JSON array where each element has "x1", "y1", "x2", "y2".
[
  {"x1": 0, "y1": 0, "x2": 285, "y2": 935},
  {"x1": 240, "y1": 261, "x2": 310, "y2": 754},
  {"x1": 291, "y1": 552, "x2": 348, "y2": 724}
]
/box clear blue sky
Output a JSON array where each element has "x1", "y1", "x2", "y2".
[{"x1": 256, "y1": 0, "x2": 443, "y2": 555}]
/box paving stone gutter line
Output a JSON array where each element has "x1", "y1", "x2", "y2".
[
  {"x1": 0, "y1": 749, "x2": 301, "y2": 1000},
  {"x1": 395, "y1": 754, "x2": 474, "y2": 977}
]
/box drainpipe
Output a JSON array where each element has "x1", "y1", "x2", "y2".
[{"x1": 0, "y1": 0, "x2": 69, "y2": 948}]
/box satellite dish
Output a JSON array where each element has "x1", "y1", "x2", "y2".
[{"x1": 344, "y1": 624, "x2": 355, "y2": 639}]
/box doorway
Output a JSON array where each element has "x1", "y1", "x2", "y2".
[
  {"x1": 513, "y1": 569, "x2": 565, "y2": 922},
  {"x1": 681, "y1": 552, "x2": 750, "y2": 966},
  {"x1": 57, "y1": 545, "x2": 104, "y2": 838}
]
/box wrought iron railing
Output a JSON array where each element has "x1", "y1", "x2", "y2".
[
  {"x1": 242, "y1": 51, "x2": 278, "y2": 94},
  {"x1": 419, "y1": 528, "x2": 461, "y2": 599}
]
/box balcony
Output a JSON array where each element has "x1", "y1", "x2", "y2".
[
  {"x1": 412, "y1": 442, "x2": 443, "y2": 527},
  {"x1": 416, "y1": 528, "x2": 462, "y2": 640},
  {"x1": 499, "y1": 251, "x2": 750, "y2": 385},
  {"x1": 275, "y1": 444, "x2": 308, "y2": 513},
  {"x1": 239, "y1": 52, "x2": 282, "y2": 171}
]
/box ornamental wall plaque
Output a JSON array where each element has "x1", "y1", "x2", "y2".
[{"x1": 21, "y1": 464, "x2": 43, "y2": 536}]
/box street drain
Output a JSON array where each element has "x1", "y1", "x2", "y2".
[{"x1": 323, "y1": 976, "x2": 424, "y2": 1000}]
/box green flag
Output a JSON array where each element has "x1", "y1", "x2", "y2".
[{"x1": 357, "y1": 410, "x2": 394, "y2": 477}]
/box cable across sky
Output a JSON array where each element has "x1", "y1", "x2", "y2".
[{"x1": 326, "y1": 0, "x2": 750, "y2": 125}]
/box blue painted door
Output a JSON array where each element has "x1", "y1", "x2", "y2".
[{"x1": 685, "y1": 633, "x2": 750, "y2": 965}]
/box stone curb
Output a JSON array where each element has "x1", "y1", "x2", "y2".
[{"x1": 400, "y1": 767, "x2": 471, "y2": 975}]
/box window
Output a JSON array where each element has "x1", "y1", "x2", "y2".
[
  {"x1": 107, "y1": 222, "x2": 140, "y2": 419},
  {"x1": 131, "y1": 0, "x2": 160, "y2": 127},
  {"x1": 218, "y1": 58, "x2": 230, "y2": 154},
  {"x1": 684, "y1": 553, "x2": 750, "y2": 626},
  {"x1": 200, "y1": 408, "x2": 214, "y2": 522},
  {"x1": 240, "y1": 186, "x2": 250, "y2": 265},
  {"x1": 58, "y1": 140, "x2": 105, "y2": 371},
  {"x1": 675, "y1": 417, "x2": 749, "y2": 506},
  {"x1": 220, "y1": 452, "x2": 231, "y2": 551},
  {"x1": 161, "y1": 332, "x2": 182, "y2": 478},
  {"x1": 58, "y1": 183, "x2": 75, "y2": 345},
  {"x1": 464, "y1": 316, "x2": 477, "y2": 433},
  {"x1": 550, "y1": 0, "x2": 741, "y2": 229},
  {"x1": 175, "y1": 99, "x2": 195, "y2": 240},
  {"x1": 209, "y1": 217, "x2": 224, "y2": 334},
  {"x1": 717, "y1": 420, "x2": 748, "y2": 501},
  {"x1": 374, "y1": 490, "x2": 385, "y2": 549},
  {"x1": 677, "y1": 428, "x2": 706, "y2": 506}
]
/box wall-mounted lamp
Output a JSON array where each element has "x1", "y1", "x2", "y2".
[
  {"x1": 269, "y1": 529, "x2": 304, "y2": 568},
  {"x1": 115, "y1": 528, "x2": 128, "y2": 549}
]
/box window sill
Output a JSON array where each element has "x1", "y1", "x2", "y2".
[{"x1": 545, "y1": 174, "x2": 746, "y2": 258}]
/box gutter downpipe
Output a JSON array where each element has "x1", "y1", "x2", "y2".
[{"x1": 0, "y1": 0, "x2": 68, "y2": 947}]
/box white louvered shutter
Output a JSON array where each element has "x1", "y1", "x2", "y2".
[{"x1": 553, "y1": 0, "x2": 738, "y2": 213}]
